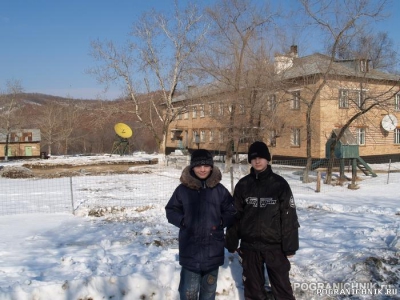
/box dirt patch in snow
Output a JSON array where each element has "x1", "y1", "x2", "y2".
[{"x1": 1, "y1": 160, "x2": 157, "y2": 179}]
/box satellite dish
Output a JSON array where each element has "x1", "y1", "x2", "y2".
[
  {"x1": 114, "y1": 123, "x2": 133, "y2": 138},
  {"x1": 381, "y1": 114, "x2": 398, "y2": 131},
  {"x1": 110, "y1": 123, "x2": 133, "y2": 156}
]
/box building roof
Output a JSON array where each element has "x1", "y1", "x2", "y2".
[
  {"x1": 280, "y1": 53, "x2": 400, "y2": 82},
  {"x1": 172, "y1": 82, "x2": 232, "y2": 104},
  {"x1": 0, "y1": 129, "x2": 41, "y2": 143},
  {"x1": 172, "y1": 51, "x2": 400, "y2": 104},
  {"x1": 330, "y1": 128, "x2": 358, "y2": 145}
]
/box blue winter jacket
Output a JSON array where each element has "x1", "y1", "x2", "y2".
[{"x1": 165, "y1": 166, "x2": 236, "y2": 273}]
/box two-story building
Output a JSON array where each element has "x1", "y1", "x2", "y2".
[{"x1": 167, "y1": 46, "x2": 400, "y2": 162}]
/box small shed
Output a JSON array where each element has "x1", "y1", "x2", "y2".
[
  {"x1": 326, "y1": 128, "x2": 359, "y2": 159},
  {"x1": 0, "y1": 129, "x2": 41, "y2": 159}
]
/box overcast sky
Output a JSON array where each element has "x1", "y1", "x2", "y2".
[{"x1": 1, "y1": 0, "x2": 399, "y2": 100}]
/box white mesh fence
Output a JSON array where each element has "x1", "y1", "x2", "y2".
[{"x1": 0, "y1": 159, "x2": 399, "y2": 216}]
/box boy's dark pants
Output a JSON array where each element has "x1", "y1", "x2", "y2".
[{"x1": 240, "y1": 248, "x2": 295, "y2": 300}]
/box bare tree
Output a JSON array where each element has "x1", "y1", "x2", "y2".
[
  {"x1": 33, "y1": 100, "x2": 64, "y2": 156},
  {"x1": 0, "y1": 80, "x2": 24, "y2": 161},
  {"x1": 297, "y1": 0, "x2": 399, "y2": 184},
  {"x1": 337, "y1": 31, "x2": 398, "y2": 72},
  {"x1": 195, "y1": 0, "x2": 276, "y2": 171},
  {"x1": 89, "y1": 1, "x2": 207, "y2": 156}
]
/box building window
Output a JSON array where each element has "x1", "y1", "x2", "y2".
[
  {"x1": 218, "y1": 103, "x2": 224, "y2": 116},
  {"x1": 395, "y1": 128, "x2": 400, "y2": 144},
  {"x1": 267, "y1": 94, "x2": 276, "y2": 111},
  {"x1": 291, "y1": 91, "x2": 300, "y2": 110},
  {"x1": 356, "y1": 90, "x2": 366, "y2": 109},
  {"x1": 23, "y1": 132, "x2": 33, "y2": 142},
  {"x1": 192, "y1": 130, "x2": 198, "y2": 142},
  {"x1": 395, "y1": 94, "x2": 400, "y2": 111},
  {"x1": 269, "y1": 129, "x2": 277, "y2": 147},
  {"x1": 184, "y1": 110, "x2": 189, "y2": 119},
  {"x1": 339, "y1": 89, "x2": 366, "y2": 108},
  {"x1": 219, "y1": 131, "x2": 224, "y2": 144},
  {"x1": 360, "y1": 59, "x2": 369, "y2": 72},
  {"x1": 192, "y1": 106, "x2": 197, "y2": 118},
  {"x1": 239, "y1": 104, "x2": 245, "y2": 115},
  {"x1": 177, "y1": 112, "x2": 182, "y2": 120},
  {"x1": 339, "y1": 89, "x2": 349, "y2": 108},
  {"x1": 291, "y1": 128, "x2": 300, "y2": 146},
  {"x1": 209, "y1": 103, "x2": 215, "y2": 116},
  {"x1": 209, "y1": 130, "x2": 214, "y2": 142},
  {"x1": 356, "y1": 128, "x2": 366, "y2": 145},
  {"x1": 200, "y1": 105, "x2": 205, "y2": 117},
  {"x1": 200, "y1": 130, "x2": 206, "y2": 143}
]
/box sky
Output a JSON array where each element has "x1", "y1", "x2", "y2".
[
  {"x1": 0, "y1": 0, "x2": 399, "y2": 100},
  {"x1": 0, "y1": 153, "x2": 399, "y2": 299}
]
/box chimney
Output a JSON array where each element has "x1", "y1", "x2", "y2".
[
  {"x1": 274, "y1": 45, "x2": 298, "y2": 74},
  {"x1": 290, "y1": 45, "x2": 298, "y2": 57}
]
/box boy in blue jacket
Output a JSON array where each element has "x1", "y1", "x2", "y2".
[{"x1": 166, "y1": 149, "x2": 236, "y2": 300}]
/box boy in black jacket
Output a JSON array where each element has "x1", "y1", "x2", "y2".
[{"x1": 226, "y1": 141, "x2": 299, "y2": 300}]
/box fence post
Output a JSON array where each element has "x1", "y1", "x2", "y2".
[
  {"x1": 70, "y1": 177, "x2": 75, "y2": 215},
  {"x1": 387, "y1": 159, "x2": 391, "y2": 184},
  {"x1": 316, "y1": 171, "x2": 321, "y2": 193},
  {"x1": 230, "y1": 166, "x2": 234, "y2": 195}
]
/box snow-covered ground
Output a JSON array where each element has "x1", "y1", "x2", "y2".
[{"x1": 0, "y1": 154, "x2": 399, "y2": 300}]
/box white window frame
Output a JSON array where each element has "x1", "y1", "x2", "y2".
[
  {"x1": 209, "y1": 103, "x2": 215, "y2": 116},
  {"x1": 209, "y1": 130, "x2": 214, "y2": 142},
  {"x1": 267, "y1": 94, "x2": 276, "y2": 111},
  {"x1": 200, "y1": 105, "x2": 205, "y2": 118},
  {"x1": 360, "y1": 60, "x2": 368, "y2": 72},
  {"x1": 219, "y1": 131, "x2": 224, "y2": 144},
  {"x1": 192, "y1": 106, "x2": 197, "y2": 118},
  {"x1": 395, "y1": 128, "x2": 400, "y2": 144},
  {"x1": 395, "y1": 94, "x2": 400, "y2": 111},
  {"x1": 269, "y1": 129, "x2": 277, "y2": 147},
  {"x1": 200, "y1": 130, "x2": 206, "y2": 143},
  {"x1": 239, "y1": 104, "x2": 245, "y2": 115},
  {"x1": 339, "y1": 89, "x2": 366, "y2": 108},
  {"x1": 192, "y1": 130, "x2": 198, "y2": 142},
  {"x1": 356, "y1": 90, "x2": 366, "y2": 109},
  {"x1": 184, "y1": 110, "x2": 189, "y2": 119},
  {"x1": 339, "y1": 89, "x2": 349, "y2": 108},
  {"x1": 291, "y1": 91, "x2": 300, "y2": 110},
  {"x1": 291, "y1": 128, "x2": 300, "y2": 146},
  {"x1": 218, "y1": 103, "x2": 224, "y2": 116},
  {"x1": 356, "y1": 128, "x2": 366, "y2": 145}
]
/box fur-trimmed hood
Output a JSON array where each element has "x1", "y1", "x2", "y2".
[{"x1": 180, "y1": 166, "x2": 222, "y2": 190}]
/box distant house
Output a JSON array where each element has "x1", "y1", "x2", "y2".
[{"x1": 0, "y1": 129, "x2": 41, "y2": 159}]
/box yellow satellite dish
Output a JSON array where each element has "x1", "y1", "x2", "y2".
[{"x1": 114, "y1": 123, "x2": 133, "y2": 139}]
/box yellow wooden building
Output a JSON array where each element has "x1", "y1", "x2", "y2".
[{"x1": 167, "y1": 47, "x2": 400, "y2": 162}]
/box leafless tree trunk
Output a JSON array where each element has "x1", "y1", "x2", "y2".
[
  {"x1": 196, "y1": 0, "x2": 276, "y2": 171},
  {"x1": 0, "y1": 80, "x2": 24, "y2": 161},
  {"x1": 89, "y1": 1, "x2": 207, "y2": 156},
  {"x1": 33, "y1": 101, "x2": 65, "y2": 156},
  {"x1": 297, "y1": 0, "x2": 395, "y2": 183}
]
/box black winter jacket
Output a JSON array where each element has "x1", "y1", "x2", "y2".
[
  {"x1": 165, "y1": 166, "x2": 236, "y2": 273},
  {"x1": 225, "y1": 165, "x2": 299, "y2": 256}
]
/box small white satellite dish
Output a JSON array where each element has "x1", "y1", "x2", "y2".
[{"x1": 381, "y1": 114, "x2": 398, "y2": 131}]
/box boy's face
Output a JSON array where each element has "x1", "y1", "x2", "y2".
[
  {"x1": 251, "y1": 157, "x2": 268, "y2": 172},
  {"x1": 193, "y1": 165, "x2": 212, "y2": 179}
]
